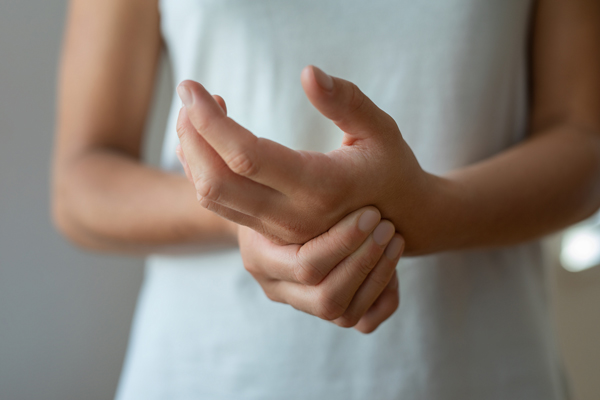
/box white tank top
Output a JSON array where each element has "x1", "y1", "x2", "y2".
[{"x1": 116, "y1": 1, "x2": 568, "y2": 399}]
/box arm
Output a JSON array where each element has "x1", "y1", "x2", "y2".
[
  {"x1": 175, "y1": 0, "x2": 600, "y2": 255},
  {"x1": 52, "y1": 0, "x2": 236, "y2": 254},
  {"x1": 420, "y1": 0, "x2": 600, "y2": 254}
]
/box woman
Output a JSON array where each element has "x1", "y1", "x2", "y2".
[{"x1": 53, "y1": 0, "x2": 600, "y2": 398}]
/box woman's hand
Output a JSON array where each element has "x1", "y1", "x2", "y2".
[
  {"x1": 175, "y1": 66, "x2": 438, "y2": 249},
  {"x1": 176, "y1": 151, "x2": 404, "y2": 332},
  {"x1": 238, "y1": 206, "x2": 404, "y2": 333}
]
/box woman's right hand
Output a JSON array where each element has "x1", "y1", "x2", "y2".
[{"x1": 237, "y1": 206, "x2": 404, "y2": 333}]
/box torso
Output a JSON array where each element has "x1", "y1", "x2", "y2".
[{"x1": 116, "y1": 2, "x2": 567, "y2": 399}]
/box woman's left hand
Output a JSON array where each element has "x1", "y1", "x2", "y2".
[
  {"x1": 176, "y1": 66, "x2": 439, "y2": 248},
  {"x1": 237, "y1": 206, "x2": 403, "y2": 333}
]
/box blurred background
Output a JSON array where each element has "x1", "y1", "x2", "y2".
[{"x1": 0, "y1": 1, "x2": 599, "y2": 399}]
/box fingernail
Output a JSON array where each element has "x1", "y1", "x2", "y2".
[
  {"x1": 373, "y1": 221, "x2": 395, "y2": 246},
  {"x1": 385, "y1": 236, "x2": 404, "y2": 259},
  {"x1": 177, "y1": 84, "x2": 193, "y2": 107},
  {"x1": 358, "y1": 209, "x2": 380, "y2": 233},
  {"x1": 312, "y1": 66, "x2": 334, "y2": 91}
]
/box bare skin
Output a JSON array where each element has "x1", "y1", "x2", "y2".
[
  {"x1": 52, "y1": 0, "x2": 236, "y2": 253},
  {"x1": 176, "y1": 99, "x2": 405, "y2": 331},
  {"x1": 53, "y1": 0, "x2": 600, "y2": 331},
  {"x1": 52, "y1": 0, "x2": 402, "y2": 332},
  {"x1": 176, "y1": 0, "x2": 600, "y2": 256},
  {"x1": 238, "y1": 209, "x2": 404, "y2": 333}
]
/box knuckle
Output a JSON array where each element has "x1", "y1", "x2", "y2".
[
  {"x1": 357, "y1": 298, "x2": 399, "y2": 334},
  {"x1": 197, "y1": 196, "x2": 213, "y2": 210},
  {"x1": 175, "y1": 115, "x2": 190, "y2": 139},
  {"x1": 315, "y1": 290, "x2": 346, "y2": 321},
  {"x1": 347, "y1": 83, "x2": 366, "y2": 115},
  {"x1": 194, "y1": 174, "x2": 222, "y2": 203},
  {"x1": 294, "y1": 254, "x2": 324, "y2": 286},
  {"x1": 264, "y1": 289, "x2": 279, "y2": 303},
  {"x1": 336, "y1": 313, "x2": 360, "y2": 328},
  {"x1": 328, "y1": 231, "x2": 357, "y2": 258},
  {"x1": 352, "y1": 254, "x2": 378, "y2": 281},
  {"x1": 371, "y1": 270, "x2": 394, "y2": 289},
  {"x1": 242, "y1": 259, "x2": 258, "y2": 275},
  {"x1": 383, "y1": 113, "x2": 399, "y2": 131},
  {"x1": 175, "y1": 123, "x2": 187, "y2": 139},
  {"x1": 225, "y1": 148, "x2": 259, "y2": 177},
  {"x1": 189, "y1": 109, "x2": 213, "y2": 134},
  {"x1": 358, "y1": 323, "x2": 378, "y2": 334},
  {"x1": 260, "y1": 282, "x2": 282, "y2": 303}
]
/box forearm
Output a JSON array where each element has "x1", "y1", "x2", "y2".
[
  {"x1": 403, "y1": 125, "x2": 600, "y2": 255},
  {"x1": 53, "y1": 149, "x2": 237, "y2": 255},
  {"x1": 173, "y1": 42, "x2": 600, "y2": 252}
]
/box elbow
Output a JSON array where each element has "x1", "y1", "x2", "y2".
[
  {"x1": 51, "y1": 181, "x2": 79, "y2": 245},
  {"x1": 51, "y1": 191, "x2": 77, "y2": 243},
  {"x1": 51, "y1": 171, "x2": 95, "y2": 250}
]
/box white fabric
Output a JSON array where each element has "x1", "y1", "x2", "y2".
[{"x1": 116, "y1": 1, "x2": 568, "y2": 399}]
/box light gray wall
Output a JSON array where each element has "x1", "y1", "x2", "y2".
[
  {"x1": 0, "y1": 1, "x2": 170, "y2": 399},
  {"x1": 0, "y1": 1, "x2": 598, "y2": 400}
]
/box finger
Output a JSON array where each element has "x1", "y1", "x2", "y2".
[
  {"x1": 200, "y1": 200, "x2": 269, "y2": 238},
  {"x1": 178, "y1": 143, "x2": 280, "y2": 241},
  {"x1": 246, "y1": 207, "x2": 381, "y2": 284},
  {"x1": 300, "y1": 65, "x2": 398, "y2": 142},
  {"x1": 262, "y1": 279, "x2": 344, "y2": 320},
  {"x1": 267, "y1": 271, "x2": 398, "y2": 325},
  {"x1": 317, "y1": 221, "x2": 395, "y2": 319},
  {"x1": 294, "y1": 207, "x2": 381, "y2": 285},
  {"x1": 270, "y1": 220, "x2": 396, "y2": 321},
  {"x1": 213, "y1": 94, "x2": 227, "y2": 115},
  {"x1": 238, "y1": 226, "x2": 303, "y2": 283},
  {"x1": 175, "y1": 144, "x2": 193, "y2": 183},
  {"x1": 353, "y1": 270, "x2": 400, "y2": 334},
  {"x1": 177, "y1": 80, "x2": 307, "y2": 193},
  {"x1": 333, "y1": 234, "x2": 404, "y2": 329},
  {"x1": 177, "y1": 106, "x2": 285, "y2": 218}
]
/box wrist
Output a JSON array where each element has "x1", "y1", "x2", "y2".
[{"x1": 394, "y1": 172, "x2": 466, "y2": 256}]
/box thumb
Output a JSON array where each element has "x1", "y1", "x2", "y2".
[{"x1": 300, "y1": 65, "x2": 397, "y2": 142}]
